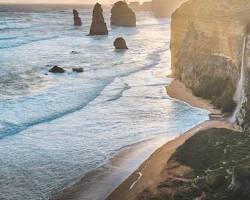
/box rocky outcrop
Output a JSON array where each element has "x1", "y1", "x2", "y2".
[
  {"x1": 141, "y1": 2, "x2": 152, "y2": 11},
  {"x1": 129, "y1": 1, "x2": 152, "y2": 12},
  {"x1": 152, "y1": 0, "x2": 186, "y2": 18},
  {"x1": 73, "y1": 9, "x2": 82, "y2": 26},
  {"x1": 72, "y1": 67, "x2": 83, "y2": 73},
  {"x1": 129, "y1": 2, "x2": 141, "y2": 11},
  {"x1": 171, "y1": 0, "x2": 250, "y2": 128},
  {"x1": 111, "y1": 1, "x2": 136, "y2": 27},
  {"x1": 49, "y1": 66, "x2": 65, "y2": 73},
  {"x1": 89, "y1": 3, "x2": 108, "y2": 35},
  {"x1": 114, "y1": 37, "x2": 128, "y2": 49}
]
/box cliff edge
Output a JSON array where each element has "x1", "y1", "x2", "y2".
[{"x1": 171, "y1": 0, "x2": 250, "y2": 129}]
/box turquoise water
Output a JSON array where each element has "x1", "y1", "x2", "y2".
[{"x1": 0, "y1": 5, "x2": 209, "y2": 200}]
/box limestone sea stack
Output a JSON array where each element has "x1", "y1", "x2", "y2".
[
  {"x1": 129, "y1": 1, "x2": 152, "y2": 12},
  {"x1": 114, "y1": 37, "x2": 128, "y2": 49},
  {"x1": 129, "y1": 2, "x2": 141, "y2": 11},
  {"x1": 141, "y1": 1, "x2": 152, "y2": 11},
  {"x1": 171, "y1": 0, "x2": 250, "y2": 129},
  {"x1": 89, "y1": 3, "x2": 108, "y2": 35},
  {"x1": 111, "y1": 1, "x2": 136, "y2": 27},
  {"x1": 73, "y1": 9, "x2": 82, "y2": 26}
]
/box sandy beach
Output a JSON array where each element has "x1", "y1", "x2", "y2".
[{"x1": 106, "y1": 79, "x2": 236, "y2": 200}]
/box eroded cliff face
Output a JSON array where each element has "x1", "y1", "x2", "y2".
[
  {"x1": 171, "y1": 0, "x2": 250, "y2": 128},
  {"x1": 152, "y1": 0, "x2": 186, "y2": 18}
]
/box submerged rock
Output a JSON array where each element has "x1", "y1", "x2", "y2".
[
  {"x1": 114, "y1": 37, "x2": 128, "y2": 49},
  {"x1": 72, "y1": 67, "x2": 84, "y2": 73},
  {"x1": 73, "y1": 9, "x2": 82, "y2": 26},
  {"x1": 49, "y1": 66, "x2": 65, "y2": 73},
  {"x1": 71, "y1": 51, "x2": 79, "y2": 54},
  {"x1": 111, "y1": 1, "x2": 136, "y2": 27},
  {"x1": 89, "y1": 3, "x2": 108, "y2": 35}
]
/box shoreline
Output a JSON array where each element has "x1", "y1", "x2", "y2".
[
  {"x1": 53, "y1": 136, "x2": 171, "y2": 200},
  {"x1": 166, "y1": 79, "x2": 221, "y2": 115},
  {"x1": 106, "y1": 79, "x2": 236, "y2": 200}
]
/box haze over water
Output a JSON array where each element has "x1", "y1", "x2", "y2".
[{"x1": 0, "y1": 4, "x2": 209, "y2": 200}]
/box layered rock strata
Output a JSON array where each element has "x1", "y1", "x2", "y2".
[
  {"x1": 171, "y1": 0, "x2": 250, "y2": 129},
  {"x1": 152, "y1": 0, "x2": 186, "y2": 18},
  {"x1": 89, "y1": 3, "x2": 108, "y2": 35},
  {"x1": 114, "y1": 37, "x2": 128, "y2": 49},
  {"x1": 73, "y1": 9, "x2": 82, "y2": 26},
  {"x1": 111, "y1": 1, "x2": 136, "y2": 27}
]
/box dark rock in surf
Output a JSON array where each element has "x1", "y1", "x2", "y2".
[
  {"x1": 89, "y1": 3, "x2": 108, "y2": 35},
  {"x1": 73, "y1": 9, "x2": 82, "y2": 26},
  {"x1": 72, "y1": 67, "x2": 84, "y2": 73},
  {"x1": 111, "y1": 1, "x2": 136, "y2": 27},
  {"x1": 114, "y1": 37, "x2": 128, "y2": 49},
  {"x1": 71, "y1": 51, "x2": 79, "y2": 54},
  {"x1": 49, "y1": 66, "x2": 65, "y2": 73}
]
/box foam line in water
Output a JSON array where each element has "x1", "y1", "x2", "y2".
[{"x1": 0, "y1": 45, "x2": 168, "y2": 139}]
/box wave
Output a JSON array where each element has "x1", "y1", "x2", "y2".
[
  {"x1": 0, "y1": 36, "x2": 18, "y2": 40},
  {"x1": 0, "y1": 35, "x2": 60, "y2": 49},
  {"x1": 0, "y1": 44, "x2": 169, "y2": 140},
  {"x1": 0, "y1": 84, "x2": 104, "y2": 139},
  {"x1": 0, "y1": 26, "x2": 27, "y2": 31}
]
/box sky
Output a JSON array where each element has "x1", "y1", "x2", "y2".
[{"x1": 0, "y1": 0, "x2": 141, "y2": 4}]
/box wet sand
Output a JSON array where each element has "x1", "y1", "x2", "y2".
[
  {"x1": 167, "y1": 79, "x2": 220, "y2": 114},
  {"x1": 106, "y1": 79, "x2": 236, "y2": 200},
  {"x1": 54, "y1": 137, "x2": 170, "y2": 200}
]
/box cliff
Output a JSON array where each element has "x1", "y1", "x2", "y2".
[
  {"x1": 152, "y1": 0, "x2": 186, "y2": 18},
  {"x1": 171, "y1": 0, "x2": 250, "y2": 129}
]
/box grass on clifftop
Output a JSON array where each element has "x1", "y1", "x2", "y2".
[{"x1": 138, "y1": 128, "x2": 250, "y2": 200}]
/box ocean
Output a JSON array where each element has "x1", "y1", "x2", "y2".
[{"x1": 0, "y1": 4, "x2": 209, "y2": 200}]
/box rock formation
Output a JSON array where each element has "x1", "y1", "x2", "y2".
[
  {"x1": 141, "y1": 2, "x2": 152, "y2": 11},
  {"x1": 152, "y1": 0, "x2": 186, "y2": 18},
  {"x1": 171, "y1": 0, "x2": 250, "y2": 129},
  {"x1": 111, "y1": 1, "x2": 136, "y2": 27},
  {"x1": 129, "y1": 1, "x2": 141, "y2": 11},
  {"x1": 49, "y1": 66, "x2": 65, "y2": 73},
  {"x1": 89, "y1": 3, "x2": 108, "y2": 35},
  {"x1": 114, "y1": 37, "x2": 128, "y2": 49},
  {"x1": 73, "y1": 9, "x2": 82, "y2": 26},
  {"x1": 72, "y1": 67, "x2": 84, "y2": 73},
  {"x1": 129, "y1": 1, "x2": 152, "y2": 12}
]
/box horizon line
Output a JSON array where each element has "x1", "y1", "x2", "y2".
[{"x1": 0, "y1": 2, "x2": 112, "y2": 5}]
